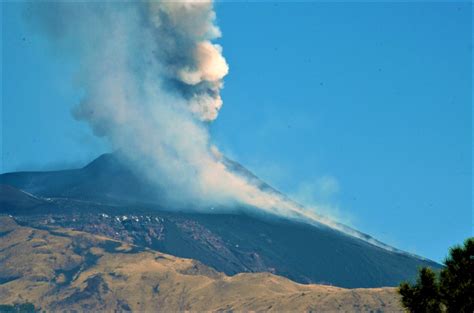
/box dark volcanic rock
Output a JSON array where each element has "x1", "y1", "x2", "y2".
[{"x1": 0, "y1": 154, "x2": 441, "y2": 288}]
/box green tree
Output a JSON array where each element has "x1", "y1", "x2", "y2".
[
  {"x1": 398, "y1": 238, "x2": 474, "y2": 313},
  {"x1": 439, "y1": 238, "x2": 474, "y2": 313}
]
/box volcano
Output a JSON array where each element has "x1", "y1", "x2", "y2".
[{"x1": 0, "y1": 153, "x2": 440, "y2": 288}]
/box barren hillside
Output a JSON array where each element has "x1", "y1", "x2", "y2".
[{"x1": 0, "y1": 216, "x2": 402, "y2": 312}]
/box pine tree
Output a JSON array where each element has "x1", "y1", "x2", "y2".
[
  {"x1": 398, "y1": 238, "x2": 474, "y2": 313},
  {"x1": 439, "y1": 238, "x2": 474, "y2": 313}
]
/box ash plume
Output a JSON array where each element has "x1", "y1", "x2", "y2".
[{"x1": 25, "y1": 1, "x2": 399, "y2": 250}]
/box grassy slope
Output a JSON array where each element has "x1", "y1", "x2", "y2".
[{"x1": 0, "y1": 216, "x2": 402, "y2": 312}]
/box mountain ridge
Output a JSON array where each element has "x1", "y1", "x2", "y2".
[
  {"x1": 0, "y1": 216, "x2": 404, "y2": 312},
  {"x1": 1, "y1": 153, "x2": 429, "y2": 260},
  {"x1": 0, "y1": 153, "x2": 441, "y2": 288}
]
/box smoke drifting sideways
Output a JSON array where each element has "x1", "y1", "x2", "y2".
[{"x1": 26, "y1": 1, "x2": 401, "y2": 251}]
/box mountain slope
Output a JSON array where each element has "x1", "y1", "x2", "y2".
[
  {"x1": 0, "y1": 154, "x2": 441, "y2": 288},
  {"x1": 0, "y1": 216, "x2": 403, "y2": 312},
  {"x1": 0, "y1": 154, "x2": 164, "y2": 206}
]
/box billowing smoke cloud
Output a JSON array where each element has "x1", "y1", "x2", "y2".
[
  {"x1": 27, "y1": 0, "x2": 234, "y2": 205},
  {"x1": 26, "y1": 1, "x2": 402, "y2": 252}
]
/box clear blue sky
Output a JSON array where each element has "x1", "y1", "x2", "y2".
[{"x1": 1, "y1": 2, "x2": 472, "y2": 262}]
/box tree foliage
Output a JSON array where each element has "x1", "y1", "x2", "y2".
[
  {"x1": 398, "y1": 237, "x2": 474, "y2": 313},
  {"x1": 0, "y1": 303, "x2": 36, "y2": 313}
]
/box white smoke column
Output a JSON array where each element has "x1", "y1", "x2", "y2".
[
  {"x1": 25, "y1": 0, "x2": 333, "y2": 219},
  {"x1": 26, "y1": 0, "x2": 403, "y2": 251}
]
